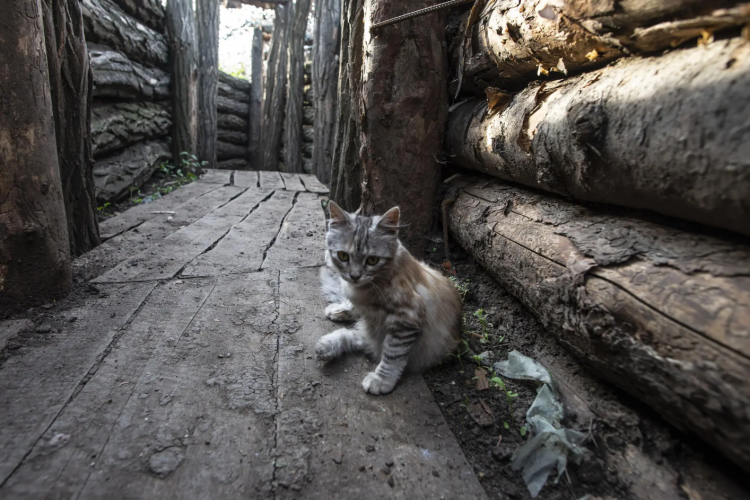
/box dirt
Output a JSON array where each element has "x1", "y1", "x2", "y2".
[{"x1": 421, "y1": 233, "x2": 750, "y2": 500}]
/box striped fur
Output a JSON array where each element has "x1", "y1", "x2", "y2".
[{"x1": 316, "y1": 202, "x2": 462, "y2": 395}]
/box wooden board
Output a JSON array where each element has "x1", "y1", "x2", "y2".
[
  {"x1": 273, "y1": 268, "x2": 488, "y2": 498},
  {"x1": 198, "y1": 168, "x2": 232, "y2": 185},
  {"x1": 232, "y1": 169, "x2": 258, "y2": 188},
  {"x1": 298, "y1": 173, "x2": 329, "y2": 194},
  {"x1": 181, "y1": 190, "x2": 295, "y2": 278},
  {"x1": 258, "y1": 170, "x2": 285, "y2": 189},
  {"x1": 279, "y1": 172, "x2": 306, "y2": 192},
  {"x1": 262, "y1": 192, "x2": 326, "y2": 270}
]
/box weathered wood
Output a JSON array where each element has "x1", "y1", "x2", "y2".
[
  {"x1": 302, "y1": 106, "x2": 315, "y2": 125},
  {"x1": 111, "y1": 0, "x2": 165, "y2": 32},
  {"x1": 218, "y1": 80, "x2": 249, "y2": 102},
  {"x1": 447, "y1": 38, "x2": 750, "y2": 237},
  {"x1": 217, "y1": 140, "x2": 248, "y2": 160},
  {"x1": 260, "y1": 3, "x2": 291, "y2": 170},
  {"x1": 303, "y1": 84, "x2": 313, "y2": 104},
  {"x1": 91, "y1": 101, "x2": 171, "y2": 156},
  {"x1": 89, "y1": 44, "x2": 170, "y2": 100},
  {"x1": 217, "y1": 112, "x2": 248, "y2": 131},
  {"x1": 233, "y1": 169, "x2": 258, "y2": 187},
  {"x1": 311, "y1": 0, "x2": 340, "y2": 184},
  {"x1": 217, "y1": 95, "x2": 250, "y2": 117},
  {"x1": 298, "y1": 173, "x2": 330, "y2": 194},
  {"x1": 248, "y1": 28, "x2": 263, "y2": 166},
  {"x1": 93, "y1": 141, "x2": 171, "y2": 202},
  {"x1": 198, "y1": 167, "x2": 233, "y2": 184},
  {"x1": 217, "y1": 128, "x2": 248, "y2": 146},
  {"x1": 197, "y1": 0, "x2": 220, "y2": 168},
  {"x1": 301, "y1": 141, "x2": 313, "y2": 158},
  {"x1": 182, "y1": 189, "x2": 293, "y2": 277},
  {"x1": 302, "y1": 156, "x2": 312, "y2": 174},
  {"x1": 92, "y1": 188, "x2": 268, "y2": 283},
  {"x1": 455, "y1": 0, "x2": 746, "y2": 92},
  {"x1": 0, "y1": 0, "x2": 71, "y2": 311},
  {"x1": 218, "y1": 157, "x2": 250, "y2": 170},
  {"x1": 448, "y1": 177, "x2": 750, "y2": 472},
  {"x1": 279, "y1": 172, "x2": 306, "y2": 192},
  {"x1": 302, "y1": 124, "x2": 314, "y2": 143},
  {"x1": 262, "y1": 192, "x2": 325, "y2": 269},
  {"x1": 259, "y1": 170, "x2": 285, "y2": 189},
  {"x1": 274, "y1": 267, "x2": 488, "y2": 498},
  {"x1": 359, "y1": 0, "x2": 448, "y2": 254},
  {"x1": 219, "y1": 69, "x2": 251, "y2": 92},
  {"x1": 283, "y1": 0, "x2": 312, "y2": 173},
  {"x1": 43, "y1": 0, "x2": 100, "y2": 256},
  {"x1": 330, "y1": 0, "x2": 364, "y2": 211},
  {"x1": 166, "y1": 0, "x2": 199, "y2": 160},
  {"x1": 81, "y1": 0, "x2": 168, "y2": 68}
]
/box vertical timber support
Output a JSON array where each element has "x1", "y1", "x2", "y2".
[
  {"x1": 196, "y1": 0, "x2": 219, "y2": 169},
  {"x1": 248, "y1": 27, "x2": 263, "y2": 168},
  {"x1": 359, "y1": 0, "x2": 449, "y2": 255},
  {"x1": 0, "y1": 0, "x2": 72, "y2": 311},
  {"x1": 284, "y1": 0, "x2": 312, "y2": 173},
  {"x1": 330, "y1": 0, "x2": 363, "y2": 211},
  {"x1": 166, "y1": 0, "x2": 198, "y2": 164},
  {"x1": 42, "y1": 0, "x2": 100, "y2": 256},
  {"x1": 312, "y1": 0, "x2": 341, "y2": 185}
]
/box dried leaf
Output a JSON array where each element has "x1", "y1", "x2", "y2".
[
  {"x1": 537, "y1": 64, "x2": 550, "y2": 76},
  {"x1": 698, "y1": 29, "x2": 715, "y2": 46},
  {"x1": 585, "y1": 49, "x2": 599, "y2": 61},
  {"x1": 442, "y1": 261, "x2": 453, "y2": 272},
  {"x1": 475, "y1": 367, "x2": 489, "y2": 391},
  {"x1": 485, "y1": 87, "x2": 512, "y2": 112},
  {"x1": 469, "y1": 399, "x2": 494, "y2": 427}
]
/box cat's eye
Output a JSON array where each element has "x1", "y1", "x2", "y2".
[
  {"x1": 337, "y1": 251, "x2": 349, "y2": 261},
  {"x1": 366, "y1": 256, "x2": 380, "y2": 266}
]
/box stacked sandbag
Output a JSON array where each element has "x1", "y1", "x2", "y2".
[
  {"x1": 82, "y1": 0, "x2": 171, "y2": 202},
  {"x1": 216, "y1": 71, "x2": 252, "y2": 170}
]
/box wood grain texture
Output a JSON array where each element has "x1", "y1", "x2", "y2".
[
  {"x1": 89, "y1": 44, "x2": 170, "y2": 100},
  {"x1": 283, "y1": 0, "x2": 312, "y2": 173},
  {"x1": 166, "y1": 0, "x2": 198, "y2": 159},
  {"x1": 91, "y1": 101, "x2": 171, "y2": 156},
  {"x1": 279, "y1": 173, "x2": 306, "y2": 192},
  {"x1": 262, "y1": 193, "x2": 326, "y2": 269},
  {"x1": 248, "y1": 28, "x2": 263, "y2": 166},
  {"x1": 259, "y1": 170, "x2": 285, "y2": 190}
]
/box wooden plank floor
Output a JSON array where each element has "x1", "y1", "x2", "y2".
[{"x1": 0, "y1": 170, "x2": 485, "y2": 499}]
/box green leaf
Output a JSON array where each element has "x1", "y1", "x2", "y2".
[
  {"x1": 519, "y1": 426, "x2": 528, "y2": 437},
  {"x1": 503, "y1": 421, "x2": 510, "y2": 429}
]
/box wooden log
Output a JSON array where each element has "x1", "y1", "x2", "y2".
[
  {"x1": 111, "y1": 0, "x2": 165, "y2": 33},
  {"x1": 303, "y1": 84, "x2": 313, "y2": 104},
  {"x1": 283, "y1": 0, "x2": 312, "y2": 173},
  {"x1": 217, "y1": 158, "x2": 249, "y2": 170},
  {"x1": 303, "y1": 106, "x2": 315, "y2": 125},
  {"x1": 219, "y1": 81, "x2": 249, "y2": 102},
  {"x1": 455, "y1": 0, "x2": 746, "y2": 92},
  {"x1": 260, "y1": 3, "x2": 291, "y2": 170},
  {"x1": 330, "y1": 0, "x2": 364, "y2": 211},
  {"x1": 217, "y1": 140, "x2": 248, "y2": 160},
  {"x1": 302, "y1": 157, "x2": 312, "y2": 174},
  {"x1": 91, "y1": 102, "x2": 171, "y2": 156},
  {"x1": 446, "y1": 38, "x2": 750, "y2": 237},
  {"x1": 359, "y1": 0, "x2": 448, "y2": 254},
  {"x1": 302, "y1": 125, "x2": 314, "y2": 143},
  {"x1": 217, "y1": 95, "x2": 250, "y2": 118},
  {"x1": 447, "y1": 176, "x2": 750, "y2": 473},
  {"x1": 248, "y1": 28, "x2": 263, "y2": 166},
  {"x1": 43, "y1": 0, "x2": 100, "y2": 256},
  {"x1": 92, "y1": 141, "x2": 171, "y2": 202},
  {"x1": 1, "y1": 0, "x2": 71, "y2": 311},
  {"x1": 219, "y1": 70, "x2": 251, "y2": 92},
  {"x1": 217, "y1": 129, "x2": 249, "y2": 146},
  {"x1": 89, "y1": 44, "x2": 170, "y2": 100},
  {"x1": 310, "y1": 0, "x2": 339, "y2": 184},
  {"x1": 81, "y1": 0, "x2": 168, "y2": 68},
  {"x1": 217, "y1": 113, "x2": 248, "y2": 131},
  {"x1": 301, "y1": 141, "x2": 313, "y2": 158},
  {"x1": 166, "y1": 0, "x2": 198, "y2": 160},
  {"x1": 197, "y1": 0, "x2": 220, "y2": 168}
]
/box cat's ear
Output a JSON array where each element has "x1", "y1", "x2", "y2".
[
  {"x1": 376, "y1": 206, "x2": 400, "y2": 234},
  {"x1": 328, "y1": 201, "x2": 350, "y2": 227}
]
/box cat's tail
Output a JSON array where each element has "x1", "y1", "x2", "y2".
[{"x1": 320, "y1": 266, "x2": 346, "y2": 304}]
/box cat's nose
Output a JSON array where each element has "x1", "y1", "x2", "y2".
[{"x1": 350, "y1": 273, "x2": 361, "y2": 282}]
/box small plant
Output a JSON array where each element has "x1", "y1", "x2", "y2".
[
  {"x1": 490, "y1": 375, "x2": 520, "y2": 426},
  {"x1": 519, "y1": 426, "x2": 528, "y2": 437},
  {"x1": 473, "y1": 309, "x2": 493, "y2": 344},
  {"x1": 97, "y1": 202, "x2": 111, "y2": 215},
  {"x1": 470, "y1": 354, "x2": 484, "y2": 367},
  {"x1": 449, "y1": 276, "x2": 470, "y2": 301},
  {"x1": 179, "y1": 152, "x2": 207, "y2": 175},
  {"x1": 449, "y1": 339, "x2": 471, "y2": 370}
]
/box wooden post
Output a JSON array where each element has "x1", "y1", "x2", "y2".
[
  {"x1": 196, "y1": 0, "x2": 219, "y2": 168},
  {"x1": 311, "y1": 0, "x2": 341, "y2": 184},
  {"x1": 330, "y1": 0, "x2": 363, "y2": 212},
  {"x1": 0, "y1": 0, "x2": 72, "y2": 311},
  {"x1": 166, "y1": 0, "x2": 198, "y2": 164},
  {"x1": 359, "y1": 0, "x2": 448, "y2": 255},
  {"x1": 42, "y1": 0, "x2": 101, "y2": 256},
  {"x1": 248, "y1": 27, "x2": 263, "y2": 168},
  {"x1": 283, "y1": 0, "x2": 312, "y2": 173}
]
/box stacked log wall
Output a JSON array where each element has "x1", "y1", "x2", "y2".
[{"x1": 216, "y1": 71, "x2": 252, "y2": 170}]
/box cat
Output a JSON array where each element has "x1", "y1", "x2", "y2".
[{"x1": 315, "y1": 201, "x2": 462, "y2": 395}]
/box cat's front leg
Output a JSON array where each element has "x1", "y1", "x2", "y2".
[
  {"x1": 324, "y1": 299, "x2": 357, "y2": 323},
  {"x1": 362, "y1": 329, "x2": 420, "y2": 395},
  {"x1": 315, "y1": 322, "x2": 370, "y2": 362}
]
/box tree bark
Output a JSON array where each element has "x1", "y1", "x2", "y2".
[
  {"x1": 447, "y1": 176, "x2": 750, "y2": 473},
  {"x1": 81, "y1": 0, "x2": 169, "y2": 68},
  {"x1": 0, "y1": 0, "x2": 71, "y2": 311},
  {"x1": 217, "y1": 140, "x2": 248, "y2": 160},
  {"x1": 197, "y1": 0, "x2": 219, "y2": 168},
  {"x1": 92, "y1": 102, "x2": 171, "y2": 156},
  {"x1": 455, "y1": 0, "x2": 745, "y2": 93},
  {"x1": 218, "y1": 113, "x2": 248, "y2": 131},
  {"x1": 330, "y1": 0, "x2": 363, "y2": 212},
  {"x1": 359, "y1": 0, "x2": 448, "y2": 255},
  {"x1": 89, "y1": 44, "x2": 170, "y2": 100},
  {"x1": 303, "y1": 106, "x2": 315, "y2": 125},
  {"x1": 110, "y1": 0, "x2": 165, "y2": 32},
  {"x1": 248, "y1": 28, "x2": 263, "y2": 166},
  {"x1": 217, "y1": 129, "x2": 249, "y2": 146},
  {"x1": 283, "y1": 0, "x2": 311, "y2": 173},
  {"x1": 93, "y1": 141, "x2": 171, "y2": 201},
  {"x1": 43, "y1": 0, "x2": 100, "y2": 256},
  {"x1": 219, "y1": 81, "x2": 249, "y2": 102},
  {"x1": 260, "y1": 3, "x2": 291, "y2": 171},
  {"x1": 446, "y1": 37, "x2": 750, "y2": 237},
  {"x1": 311, "y1": 0, "x2": 340, "y2": 184},
  {"x1": 217, "y1": 95, "x2": 249, "y2": 117},
  {"x1": 166, "y1": 0, "x2": 198, "y2": 163}
]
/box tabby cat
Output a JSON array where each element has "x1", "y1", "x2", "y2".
[{"x1": 315, "y1": 201, "x2": 462, "y2": 395}]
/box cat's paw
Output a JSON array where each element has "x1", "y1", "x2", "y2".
[
  {"x1": 325, "y1": 302, "x2": 356, "y2": 323},
  {"x1": 362, "y1": 372, "x2": 396, "y2": 395},
  {"x1": 315, "y1": 335, "x2": 340, "y2": 362}
]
